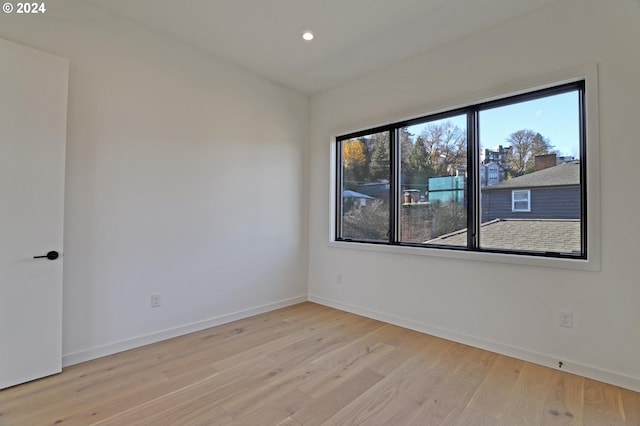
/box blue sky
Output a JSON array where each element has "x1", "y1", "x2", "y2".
[
  {"x1": 479, "y1": 91, "x2": 580, "y2": 158},
  {"x1": 405, "y1": 91, "x2": 580, "y2": 159}
]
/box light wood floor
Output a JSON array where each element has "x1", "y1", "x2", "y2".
[{"x1": 1, "y1": 302, "x2": 639, "y2": 426}]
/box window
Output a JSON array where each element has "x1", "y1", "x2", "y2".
[
  {"x1": 339, "y1": 130, "x2": 390, "y2": 242},
  {"x1": 335, "y1": 81, "x2": 586, "y2": 259},
  {"x1": 512, "y1": 190, "x2": 531, "y2": 212}
]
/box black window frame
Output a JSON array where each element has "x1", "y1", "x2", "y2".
[{"x1": 335, "y1": 80, "x2": 587, "y2": 260}]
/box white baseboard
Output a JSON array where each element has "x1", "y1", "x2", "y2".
[
  {"x1": 308, "y1": 294, "x2": 640, "y2": 393},
  {"x1": 62, "y1": 295, "x2": 307, "y2": 367}
]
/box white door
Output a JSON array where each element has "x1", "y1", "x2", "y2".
[{"x1": 0, "y1": 39, "x2": 68, "y2": 390}]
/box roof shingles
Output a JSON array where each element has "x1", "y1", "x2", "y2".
[
  {"x1": 427, "y1": 218, "x2": 581, "y2": 254},
  {"x1": 483, "y1": 161, "x2": 580, "y2": 190}
]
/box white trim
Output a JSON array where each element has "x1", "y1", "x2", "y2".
[
  {"x1": 309, "y1": 294, "x2": 640, "y2": 393},
  {"x1": 328, "y1": 239, "x2": 594, "y2": 271},
  {"x1": 583, "y1": 63, "x2": 601, "y2": 271},
  {"x1": 62, "y1": 295, "x2": 307, "y2": 367},
  {"x1": 512, "y1": 189, "x2": 531, "y2": 212},
  {"x1": 329, "y1": 63, "x2": 600, "y2": 272}
]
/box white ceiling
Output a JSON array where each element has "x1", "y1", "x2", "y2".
[{"x1": 90, "y1": 0, "x2": 563, "y2": 95}]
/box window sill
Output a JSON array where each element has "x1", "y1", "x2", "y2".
[{"x1": 328, "y1": 240, "x2": 599, "y2": 272}]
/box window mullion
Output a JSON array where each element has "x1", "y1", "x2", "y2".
[
  {"x1": 335, "y1": 139, "x2": 344, "y2": 240},
  {"x1": 389, "y1": 128, "x2": 398, "y2": 244},
  {"x1": 467, "y1": 109, "x2": 480, "y2": 250},
  {"x1": 578, "y1": 82, "x2": 587, "y2": 258}
]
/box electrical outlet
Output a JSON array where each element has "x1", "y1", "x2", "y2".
[
  {"x1": 150, "y1": 293, "x2": 161, "y2": 308},
  {"x1": 559, "y1": 311, "x2": 573, "y2": 328}
]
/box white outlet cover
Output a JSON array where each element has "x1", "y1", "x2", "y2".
[
  {"x1": 559, "y1": 312, "x2": 573, "y2": 328},
  {"x1": 151, "y1": 293, "x2": 161, "y2": 308}
]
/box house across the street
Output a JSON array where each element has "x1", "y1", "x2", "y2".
[{"x1": 481, "y1": 159, "x2": 581, "y2": 223}]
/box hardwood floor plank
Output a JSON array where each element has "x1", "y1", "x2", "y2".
[
  {"x1": 0, "y1": 302, "x2": 638, "y2": 426},
  {"x1": 322, "y1": 339, "x2": 458, "y2": 425},
  {"x1": 445, "y1": 406, "x2": 500, "y2": 426},
  {"x1": 263, "y1": 314, "x2": 385, "y2": 367},
  {"x1": 234, "y1": 389, "x2": 311, "y2": 426},
  {"x1": 205, "y1": 308, "x2": 354, "y2": 373},
  {"x1": 467, "y1": 354, "x2": 525, "y2": 417},
  {"x1": 221, "y1": 361, "x2": 327, "y2": 419},
  {"x1": 541, "y1": 371, "x2": 585, "y2": 425},
  {"x1": 94, "y1": 355, "x2": 277, "y2": 425},
  {"x1": 620, "y1": 387, "x2": 640, "y2": 424},
  {"x1": 583, "y1": 379, "x2": 627, "y2": 426},
  {"x1": 292, "y1": 368, "x2": 385, "y2": 425},
  {"x1": 276, "y1": 416, "x2": 303, "y2": 426},
  {"x1": 494, "y1": 362, "x2": 558, "y2": 425},
  {"x1": 126, "y1": 404, "x2": 234, "y2": 426},
  {"x1": 298, "y1": 341, "x2": 395, "y2": 398},
  {"x1": 406, "y1": 345, "x2": 497, "y2": 425},
  {"x1": 17, "y1": 368, "x2": 213, "y2": 426}
]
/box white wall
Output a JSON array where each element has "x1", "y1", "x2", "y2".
[
  {"x1": 0, "y1": 0, "x2": 308, "y2": 364},
  {"x1": 308, "y1": 0, "x2": 640, "y2": 391}
]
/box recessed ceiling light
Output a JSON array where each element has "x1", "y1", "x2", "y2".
[{"x1": 302, "y1": 31, "x2": 314, "y2": 41}]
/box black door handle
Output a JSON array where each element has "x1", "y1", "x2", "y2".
[{"x1": 34, "y1": 251, "x2": 59, "y2": 260}]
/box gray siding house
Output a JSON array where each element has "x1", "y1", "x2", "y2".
[{"x1": 481, "y1": 161, "x2": 581, "y2": 223}]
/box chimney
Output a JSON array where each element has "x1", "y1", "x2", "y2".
[{"x1": 535, "y1": 153, "x2": 557, "y2": 171}]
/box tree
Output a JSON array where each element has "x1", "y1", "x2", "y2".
[
  {"x1": 342, "y1": 139, "x2": 367, "y2": 186},
  {"x1": 369, "y1": 132, "x2": 390, "y2": 180},
  {"x1": 342, "y1": 199, "x2": 389, "y2": 240},
  {"x1": 532, "y1": 132, "x2": 554, "y2": 159},
  {"x1": 406, "y1": 135, "x2": 433, "y2": 188},
  {"x1": 420, "y1": 121, "x2": 467, "y2": 176},
  {"x1": 399, "y1": 127, "x2": 414, "y2": 172},
  {"x1": 504, "y1": 130, "x2": 554, "y2": 176}
]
